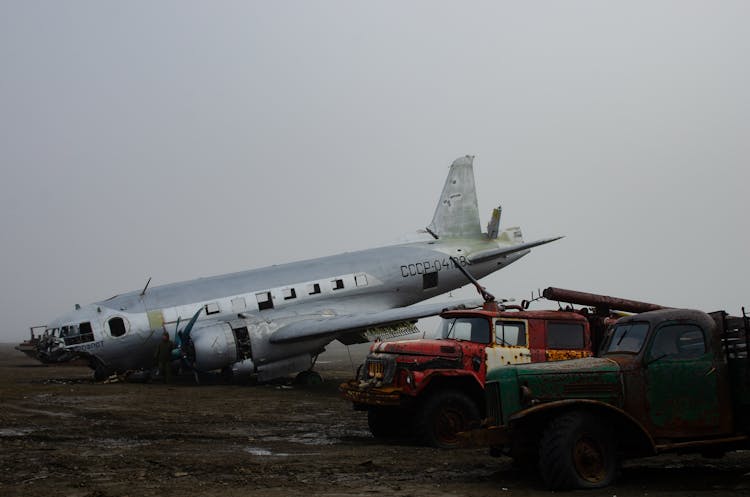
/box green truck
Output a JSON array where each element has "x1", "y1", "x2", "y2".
[{"x1": 466, "y1": 307, "x2": 750, "y2": 489}]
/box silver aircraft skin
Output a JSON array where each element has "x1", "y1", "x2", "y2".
[{"x1": 40, "y1": 156, "x2": 561, "y2": 382}]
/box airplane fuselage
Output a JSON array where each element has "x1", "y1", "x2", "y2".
[{"x1": 45, "y1": 237, "x2": 526, "y2": 377}]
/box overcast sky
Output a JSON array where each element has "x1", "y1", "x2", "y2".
[{"x1": 1, "y1": 1, "x2": 748, "y2": 342}]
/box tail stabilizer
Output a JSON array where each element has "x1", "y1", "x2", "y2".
[
  {"x1": 427, "y1": 155, "x2": 482, "y2": 239},
  {"x1": 469, "y1": 236, "x2": 564, "y2": 264}
]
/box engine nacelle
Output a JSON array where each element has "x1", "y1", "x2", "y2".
[
  {"x1": 230, "y1": 358, "x2": 256, "y2": 376},
  {"x1": 189, "y1": 322, "x2": 238, "y2": 371},
  {"x1": 256, "y1": 354, "x2": 312, "y2": 382}
]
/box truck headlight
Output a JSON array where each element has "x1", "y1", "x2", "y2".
[{"x1": 520, "y1": 384, "x2": 534, "y2": 406}]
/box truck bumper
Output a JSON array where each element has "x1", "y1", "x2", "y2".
[{"x1": 339, "y1": 380, "x2": 403, "y2": 407}]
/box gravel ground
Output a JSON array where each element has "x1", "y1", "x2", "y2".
[{"x1": 1, "y1": 343, "x2": 749, "y2": 497}]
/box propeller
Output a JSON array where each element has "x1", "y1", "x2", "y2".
[{"x1": 169, "y1": 307, "x2": 204, "y2": 380}]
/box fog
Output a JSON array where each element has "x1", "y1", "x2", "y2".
[{"x1": 1, "y1": 1, "x2": 748, "y2": 342}]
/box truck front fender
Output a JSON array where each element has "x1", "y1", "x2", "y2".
[
  {"x1": 508, "y1": 399, "x2": 657, "y2": 458},
  {"x1": 416, "y1": 371, "x2": 486, "y2": 411}
]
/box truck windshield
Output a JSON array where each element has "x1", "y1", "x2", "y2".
[
  {"x1": 603, "y1": 322, "x2": 650, "y2": 354},
  {"x1": 440, "y1": 317, "x2": 490, "y2": 343}
]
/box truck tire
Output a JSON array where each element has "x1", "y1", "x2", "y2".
[
  {"x1": 538, "y1": 410, "x2": 617, "y2": 489},
  {"x1": 415, "y1": 390, "x2": 480, "y2": 449},
  {"x1": 367, "y1": 407, "x2": 406, "y2": 439}
]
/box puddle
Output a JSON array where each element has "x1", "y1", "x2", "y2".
[
  {"x1": 251, "y1": 424, "x2": 370, "y2": 446},
  {"x1": 5, "y1": 404, "x2": 75, "y2": 418},
  {"x1": 243, "y1": 446, "x2": 321, "y2": 457},
  {"x1": 96, "y1": 438, "x2": 151, "y2": 449},
  {"x1": 260, "y1": 432, "x2": 337, "y2": 446},
  {"x1": 290, "y1": 432, "x2": 338, "y2": 445},
  {"x1": 0, "y1": 428, "x2": 33, "y2": 437},
  {"x1": 244, "y1": 447, "x2": 289, "y2": 457}
]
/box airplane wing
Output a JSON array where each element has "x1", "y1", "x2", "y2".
[
  {"x1": 269, "y1": 299, "x2": 482, "y2": 344},
  {"x1": 468, "y1": 236, "x2": 563, "y2": 264}
]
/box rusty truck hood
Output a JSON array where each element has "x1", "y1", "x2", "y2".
[
  {"x1": 514, "y1": 357, "x2": 620, "y2": 376},
  {"x1": 513, "y1": 357, "x2": 622, "y2": 404},
  {"x1": 370, "y1": 339, "x2": 462, "y2": 358}
]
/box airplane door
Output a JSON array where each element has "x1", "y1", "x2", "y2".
[{"x1": 643, "y1": 323, "x2": 722, "y2": 438}]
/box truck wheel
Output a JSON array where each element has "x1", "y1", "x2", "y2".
[
  {"x1": 415, "y1": 390, "x2": 480, "y2": 449},
  {"x1": 538, "y1": 411, "x2": 617, "y2": 489},
  {"x1": 367, "y1": 407, "x2": 405, "y2": 439}
]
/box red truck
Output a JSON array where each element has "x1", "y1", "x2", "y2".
[{"x1": 340, "y1": 288, "x2": 658, "y2": 448}]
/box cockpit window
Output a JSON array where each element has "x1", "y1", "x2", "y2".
[
  {"x1": 60, "y1": 322, "x2": 95, "y2": 345},
  {"x1": 108, "y1": 317, "x2": 127, "y2": 337},
  {"x1": 79, "y1": 322, "x2": 93, "y2": 341}
]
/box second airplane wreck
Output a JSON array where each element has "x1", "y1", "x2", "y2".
[{"x1": 36, "y1": 155, "x2": 561, "y2": 383}]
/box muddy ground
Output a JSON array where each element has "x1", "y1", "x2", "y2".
[{"x1": 1, "y1": 344, "x2": 750, "y2": 497}]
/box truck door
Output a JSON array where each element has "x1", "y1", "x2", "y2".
[
  {"x1": 644, "y1": 322, "x2": 722, "y2": 438},
  {"x1": 489, "y1": 319, "x2": 531, "y2": 366}
]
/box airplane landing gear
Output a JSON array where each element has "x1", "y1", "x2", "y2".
[
  {"x1": 294, "y1": 370, "x2": 323, "y2": 386},
  {"x1": 90, "y1": 358, "x2": 113, "y2": 382}
]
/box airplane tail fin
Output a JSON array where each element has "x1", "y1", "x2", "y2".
[{"x1": 427, "y1": 155, "x2": 483, "y2": 239}]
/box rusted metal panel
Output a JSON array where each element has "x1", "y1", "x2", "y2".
[
  {"x1": 542, "y1": 287, "x2": 665, "y2": 314},
  {"x1": 546, "y1": 349, "x2": 592, "y2": 362},
  {"x1": 340, "y1": 381, "x2": 402, "y2": 406},
  {"x1": 372, "y1": 339, "x2": 462, "y2": 358},
  {"x1": 516, "y1": 358, "x2": 622, "y2": 404},
  {"x1": 444, "y1": 308, "x2": 592, "y2": 322}
]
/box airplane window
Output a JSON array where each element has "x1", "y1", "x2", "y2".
[
  {"x1": 283, "y1": 288, "x2": 297, "y2": 300},
  {"x1": 79, "y1": 322, "x2": 94, "y2": 343},
  {"x1": 205, "y1": 302, "x2": 220, "y2": 315},
  {"x1": 423, "y1": 272, "x2": 438, "y2": 289},
  {"x1": 108, "y1": 317, "x2": 127, "y2": 337},
  {"x1": 61, "y1": 323, "x2": 97, "y2": 346},
  {"x1": 256, "y1": 291, "x2": 274, "y2": 311},
  {"x1": 307, "y1": 283, "x2": 321, "y2": 295},
  {"x1": 355, "y1": 274, "x2": 368, "y2": 287},
  {"x1": 331, "y1": 279, "x2": 344, "y2": 290}
]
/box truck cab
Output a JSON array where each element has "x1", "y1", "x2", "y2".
[
  {"x1": 340, "y1": 302, "x2": 598, "y2": 448},
  {"x1": 601, "y1": 309, "x2": 734, "y2": 438},
  {"x1": 474, "y1": 307, "x2": 750, "y2": 489}
]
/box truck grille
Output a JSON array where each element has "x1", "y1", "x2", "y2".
[
  {"x1": 362, "y1": 355, "x2": 396, "y2": 383},
  {"x1": 485, "y1": 381, "x2": 502, "y2": 425}
]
